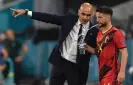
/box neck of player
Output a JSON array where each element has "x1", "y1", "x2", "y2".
[{"x1": 101, "y1": 22, "x2": 112, "y2": 34}]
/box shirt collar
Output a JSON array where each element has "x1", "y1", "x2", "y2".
[{"x1": 77, "y1": 20, "x2": 90, "y2": 28}]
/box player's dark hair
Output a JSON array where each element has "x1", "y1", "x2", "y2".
[{"x1": 96, "y1": 6, "x2": 113, "y2": 16}]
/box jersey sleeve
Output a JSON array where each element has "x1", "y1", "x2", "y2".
[{"x1": 113, "y1": 30, "x2": 126, "y2": 49}]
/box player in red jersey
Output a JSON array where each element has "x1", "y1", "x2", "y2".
[{"x1": 84, "y1": 6, "x2": 128, "y2": 85}]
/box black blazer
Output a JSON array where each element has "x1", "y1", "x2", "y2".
[{"x1": 31, "y1": 12, "x2": 99, "y2": 66}]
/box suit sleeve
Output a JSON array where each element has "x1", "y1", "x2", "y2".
[
  {"x1": 31, "y1": 12, "x2": 65, "y2": 26},
  {"x1": 113, "y1": 30, "x2": 126, "y2": 49}
]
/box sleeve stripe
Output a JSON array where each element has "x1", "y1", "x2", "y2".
[{"x1": 118, "y1": 47, "x2": 126, "y2": 49}]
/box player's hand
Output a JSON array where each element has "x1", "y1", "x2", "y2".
[
  {"x1": 83, "y1": 43, "x2": 88, "y2": 50},
  {"x1": 83, "y1": 43, "x2": 92, "y2": 52},
  {"x1": 10, "y1": 8, "x2": 26, "y2": 17},
  {"x1": 117, "y1": 71, "x2": 125, "y2": 84}
]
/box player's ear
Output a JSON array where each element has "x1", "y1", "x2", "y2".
[
  {"x1": 108, "y1": 15, "x2": 111, "y2": 21},
  {"x1": 106, "y1": 15, "x2": 110, "y2": 22}
]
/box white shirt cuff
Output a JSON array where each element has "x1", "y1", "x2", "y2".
[{"x1": 27, "y1": 11, "x2": 32, "y2": 17}]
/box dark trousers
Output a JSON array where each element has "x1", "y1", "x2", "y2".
[
  {"x1": 78, "y1": 63, "x2": 89, "y2": 85},
  {"x1": 14, "y1": 62, "x2": 24, "y2": 85},
  {"x1": 49, "y1": 58, "x2": 89, "y2": 85}
]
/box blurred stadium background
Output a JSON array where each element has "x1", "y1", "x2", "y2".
[{"x1": 0, "y1": 0, "x2": 133, "y2": 85}]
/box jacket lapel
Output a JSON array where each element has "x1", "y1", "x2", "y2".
[{"x1": 84, "y1": 22, "x2": 93, "y2": 41}]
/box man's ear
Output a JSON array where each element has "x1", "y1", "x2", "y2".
[{"x1": 78, "y1": 9, "x2": 80, "y2": 16}]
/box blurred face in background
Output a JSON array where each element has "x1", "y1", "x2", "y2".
[
  {"x1": 5, "y1": 30, "x2": 15, "y2": 40},
  {"x1": 0, "y1": 33, "x2": 6, "y2": 43},
  {"x1": 78, "y1": 3, "x2": 93, "y2": 24},
  {"x1": 1, "y1": 48, "x2": 8, "y2": 59},
  {"x1": 96, "y1": 12, "x2": 111, "y2": 28}
]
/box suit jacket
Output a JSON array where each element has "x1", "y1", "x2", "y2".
[{"x1": 31, "y1": 12, "x2": 99, "y2": 66}]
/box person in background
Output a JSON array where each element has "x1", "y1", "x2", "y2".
[
  {"x1": 4, "y1": 29, "x2": 28, "y2": 85},
  {"x1": 0, "y1": 33, "x2": 6, "y2": 44},
  {"x1": 0, "y1": 45, "x2": 15, "y2": 85}
]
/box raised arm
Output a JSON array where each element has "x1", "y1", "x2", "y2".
[{"x1": 10, "y1": 8, "x2": 64, "y2": 25}]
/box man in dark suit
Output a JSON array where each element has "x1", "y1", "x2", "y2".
[{"x1": 11, "y1": 3, "x2": 99, "y2": 85}]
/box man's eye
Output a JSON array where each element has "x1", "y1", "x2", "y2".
[
  {"x1": 87, "y1": 14, "x2": 91, "y2": 16},
  {"x1": 81, "y1": 13, "x2": 85, "y2": 15}
]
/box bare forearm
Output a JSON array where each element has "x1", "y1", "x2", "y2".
[
  {"x1": 120, "y1": 55, "x2": 128, "y2": 72},
  {"x1": 85, "y1": 45, "x2": 96, "y2": 54},
  {"x1": 120, "y1": 48, "x2": 128, "y2": 72}
]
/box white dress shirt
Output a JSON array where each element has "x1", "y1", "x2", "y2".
[
  {"x1": 27, "y1": 11, "x2": 32, "y2": 17},
  {"x1": 60, "y1": 20, "x2": 90, "y2": 63}
]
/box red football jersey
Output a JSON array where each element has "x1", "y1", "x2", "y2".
[{"x1": 96, "y1": 26, "x2": 126, "y2": 82}]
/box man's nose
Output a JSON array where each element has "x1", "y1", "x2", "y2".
[{"x1": 83, "y1": 16, "x2": 88, "y2": 19}]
